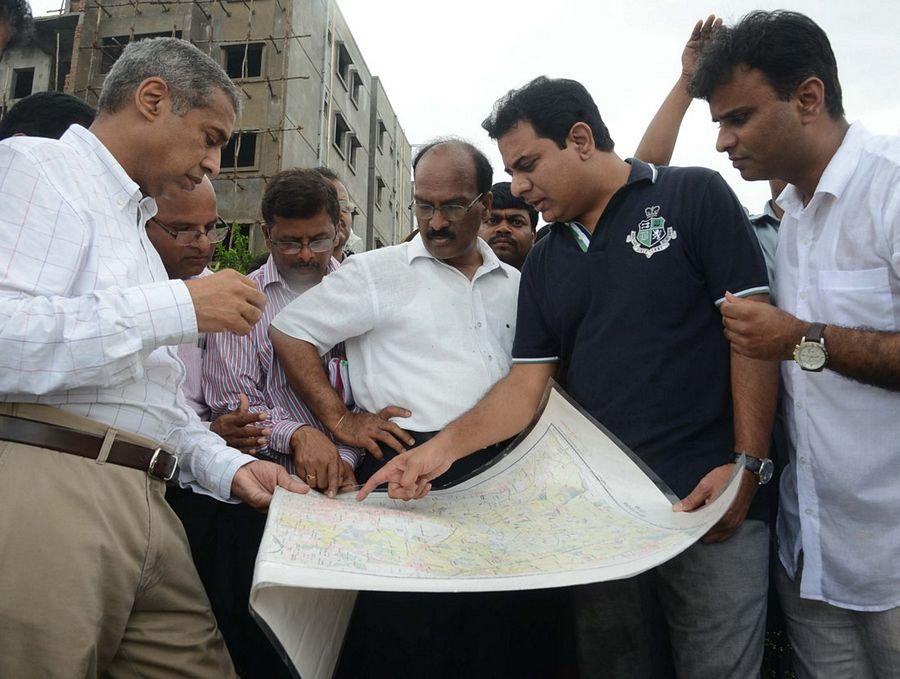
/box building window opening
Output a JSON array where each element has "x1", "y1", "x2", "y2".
[
  {"x1": 12, "y1": 68, "x2": 34, "y2": 99},
  {"x1": 223, "y1": 43, "x2": 263, "y2": 79},
  {"x1": 100, "y1": 31, "x2": 182, "y2": 73},
  {"x1": 336, "y1": 41, "x2": 352, "y2": 85},
  {"x1": 332, "y1": 113, "x2": 350, "y2": 158},
  {"x1": 348, "y1": 134, "x2": 362, "y2": 172},
  {"x1": 221, "y1": 131, "x2": 258, "y2": 170},
  {"x1": 350, "y1": 70, "x2": 363, "y2": 105}
]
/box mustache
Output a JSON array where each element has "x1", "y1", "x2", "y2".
[
  {"x1": 489, "y1": 235, "x2": 517, "y2": 247},
  {"x1": 426, "y1": 228, "x2": 455, "y2": 241},
  {"x1": 288, "y1": 261, "x2": 323, "y2": 271}
]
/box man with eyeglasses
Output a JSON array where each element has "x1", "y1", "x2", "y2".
[
  {"x1": 480, "y1": 180, "x2": 539, "y2": 270},
  {"x1": 204, "y1": 168, "x2": 363, "y2": 500},
  {"x1": 147, "y1": 176, "x2": 291, "y2": 678},
  {"x1": 268, "y1": 139, "x2": 522, "y2": 676}
]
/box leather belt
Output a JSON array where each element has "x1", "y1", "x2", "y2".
[{"x1": 0, "y1": 414, "x2": 178, "y2": 481}]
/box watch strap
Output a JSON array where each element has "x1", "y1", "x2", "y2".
[
  {"x1": 804, "y1": 322, "x2": 826, "y2": 343},
  {"x1": 733, "y1": 452, "x2": 761, "y2": 474}
]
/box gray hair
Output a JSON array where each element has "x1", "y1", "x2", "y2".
[{"x1": 98, "y1": 37, "x2": 241, "y2": 116}]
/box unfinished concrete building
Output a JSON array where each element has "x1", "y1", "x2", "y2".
[{"x1": 1, "y1": 0, "x2": 413, "y2": 251}]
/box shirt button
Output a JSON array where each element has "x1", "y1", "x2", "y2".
[
  {"x1": 487, "y1": 355, "x2": 493, "y2": 362},
  {"x1": 805, "y1": 509, "x2": 813, "y2": 516},
  {"x1": 799, "y1": 291, "x2": 808, "y2": 300},
  {"x1": 799, "y1": 457, "x2": 807, "y2": 464},
  {"x1": 476, "y1": 322, "x2": 482, "y2": 328}
]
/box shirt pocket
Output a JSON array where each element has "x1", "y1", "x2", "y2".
[{"x1": 816, "y1": 267, "x2": 894, "y2": 330}]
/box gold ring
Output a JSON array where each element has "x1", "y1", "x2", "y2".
[{"x1": 306, "y1": 474, "x2": 317, "y2": 481}]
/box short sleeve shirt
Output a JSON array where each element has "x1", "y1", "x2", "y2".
[{"x1": 513, "y1": 160, "x2": 770, "y2": 502}]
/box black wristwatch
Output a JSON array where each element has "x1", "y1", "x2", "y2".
[
  {"x1": 733, "y1": 452, "x2": 774, "y2": 486},
  {"x1": 793, "y1": 322, "x2": 828, "y2": 372}
]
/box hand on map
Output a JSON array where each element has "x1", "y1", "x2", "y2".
[
  {"x1": 291, "y1": 425, "x2": 348, "y2": 498},
  {"x1": 721, "y1": 292, "x2": 805, "y2": 360},
  {"x1": 673, "y1": 463, "x2": 756, "y2": 543},
  {"x1": 211, "y1": 393, "x2": 271, "y2": 453},
  {"x1": 333, "y1": 407, "x2": 416, "y2": 459},
  {"x1": 232, "y1": 459, "x2": 309, "y2": 511},
  {"x1": 339, "y1": 460, "x2": 358, "y2": 492},
  {"x1": 356, "y1": 441, "x2": 453, "y2": 501}
]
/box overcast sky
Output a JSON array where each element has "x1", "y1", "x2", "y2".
[{"x1": 32, "y1": 0, "x2": 899, "y2": 213}]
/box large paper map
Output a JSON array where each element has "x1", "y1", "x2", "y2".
[{"x1": 250, "y1": 386, "x2": 741, "y2": 679}]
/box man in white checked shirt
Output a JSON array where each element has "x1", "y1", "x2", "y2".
[{"x1": 0, "y1": 37, "x2": 305, "y2": 678}]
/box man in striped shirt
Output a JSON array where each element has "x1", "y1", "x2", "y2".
[{"x1": 204, "y1": 168, "x2": 362, "y2": 498}]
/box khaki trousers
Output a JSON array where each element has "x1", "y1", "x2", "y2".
[{"x1": 0, "y1": 404, "x2": 236, "y2": 679}]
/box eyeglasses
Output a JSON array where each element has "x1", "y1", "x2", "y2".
[
  {"x1": 411, "y1": 193, "x2": 484, "y2": 223},
  {"x1": 267, "y1": 237, "x2": 335, "y2": 255},
  {"x1": 149, "y1": 216, "x2": 230, "y2": 244},
  {"x1": 338, "y1": 200, "x2": 359, "y2": 217}
]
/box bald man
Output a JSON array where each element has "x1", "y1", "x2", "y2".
[{"x1": 148, "y1": 180, "x2": 289, "y2": 679}]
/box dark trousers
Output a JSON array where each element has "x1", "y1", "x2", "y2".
[{"x1": 166, "y1": 485, "x2": 291, "y2": 679}]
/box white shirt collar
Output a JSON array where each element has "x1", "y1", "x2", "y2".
[
  {"x1": 405, "y1": 232, "x2": 510, "y2": 278},
  {"x1": 778, "y1": 122, "x2": 869, "y2": 217},
  {"x1": 60, "y1": 124, "x2": 157, "y2": 220}
]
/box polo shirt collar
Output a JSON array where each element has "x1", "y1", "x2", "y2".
[
  {"x1": 61, "y1": 124, "x2": 147, "y2": 208},
  {"x1": 558, "y1": 158, "x2": 658, "y2": 236},
  {"x1": 778, "y1": 122, "x2": 868, "y2": 216},
  {"x1": 624, "y1": 157, "x2": 659, "y2": 186},
  {"x1": 406, "y1": 232, "x2": 509, "y2": 277},
  {"x1": 750, "y1": 199, "x2": 781, "y2": 229}
]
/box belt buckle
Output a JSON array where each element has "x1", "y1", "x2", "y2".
[{"x1": 148, "y1": 448, "x2": 178, "y2": 482}]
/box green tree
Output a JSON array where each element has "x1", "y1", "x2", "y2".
[{"x1": 211, "y1": 226, "x2": 255, "y2": 274}]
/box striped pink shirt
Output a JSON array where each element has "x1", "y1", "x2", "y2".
[{"x1": 202, "y1": 255, "x2": 361, "y2": 471}]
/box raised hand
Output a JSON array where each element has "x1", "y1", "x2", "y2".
[
  {"x1": 682, "y1": 15, "x2": 722, "y2": 79},
  {"x1": 185, "y1": 268, "x2": 267, "y2": 335}
]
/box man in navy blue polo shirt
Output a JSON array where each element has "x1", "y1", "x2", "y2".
[{"x1": 360, "y1": 76, "x2": 779, "y2": 678}]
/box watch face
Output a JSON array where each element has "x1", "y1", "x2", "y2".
[
  {"x1": 758, "y1": 459, "x2": 774, "y2": 485},
  {"x1": 796, "y1": 342, "x2": 827, "y2": 371}
]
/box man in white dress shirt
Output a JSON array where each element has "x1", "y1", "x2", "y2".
[
  {"x1": 691, "y1": 10, "x2": 900, "y2": 677},
  {"x1": 269, "y1": 139, "x2": 524, "y2": 677},
  {"x1": 0, "y1": 37, "x2": 304, "y2": 677}
]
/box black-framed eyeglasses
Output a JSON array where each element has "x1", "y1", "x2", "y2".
[
  {"x1": 338, "y1": 199, "x2": 359, "y2": 217},
  {"x1": 267, "y1": 237, "x2": 335, "y2": 255},
  {"x1": 411, "y1": 193, "x2": 484, "y2": 223},
  {"x1": 149, "y1": 216, "x2": 231, "y2": 244}
]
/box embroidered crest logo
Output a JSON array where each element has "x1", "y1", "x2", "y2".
[{"x1": 626, "y1": 206, "x2": 677, "y2": 259}]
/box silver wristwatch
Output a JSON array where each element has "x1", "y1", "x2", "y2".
[{"x1": 793, "y1": 322, "x2": 828, "y2": 372}]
